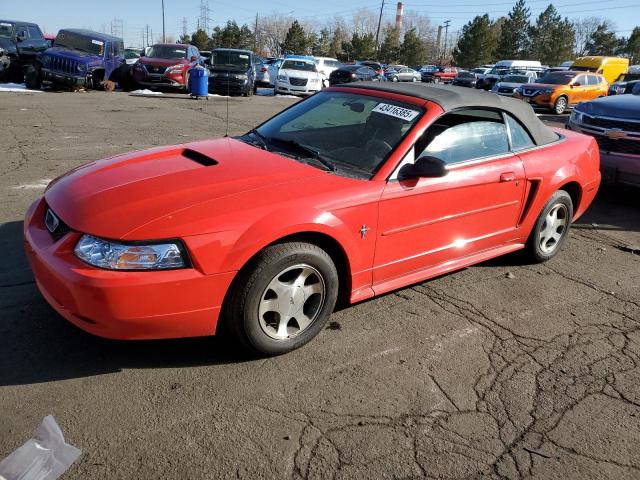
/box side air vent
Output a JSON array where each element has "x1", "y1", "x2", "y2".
[{"x1": 182, "y1": 148, "x2": 218, "y2": 166}]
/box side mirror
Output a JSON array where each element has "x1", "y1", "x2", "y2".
[
  {"x1": 16, "y1": 31, "x2": 26, "y2": 41},
  {"x1": 572, "y1": 82, "x2": 580, "y2": 87},
  {"x1": 398, "y1": 156, "x2": 448, "y2": 180}
]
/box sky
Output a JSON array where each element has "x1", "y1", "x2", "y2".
[{"x1": 2, "y1": 0, "x2": 638, "y2": 48}]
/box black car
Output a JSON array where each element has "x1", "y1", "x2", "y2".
[
  {"x1": 451, "y1": 71, "x2": 478, "y2": 88},
  {"x1": 0, "y1": 19, "x2": 48, "y2": 82},
  {"x1": 357, "y1": 60, "x2": 384, "y2": 76},
  {"x1": 329, "y1": 65, "x2": 380, "y2": 85},
  {"x1": 207, "y1": 48, "x2": 256, "y2": 96}
]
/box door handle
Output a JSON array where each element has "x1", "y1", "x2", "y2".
[{"x1": 500, "y1": 172, "x2": 516, "y2": 182}]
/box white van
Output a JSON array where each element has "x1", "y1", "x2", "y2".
[{"x1": 479, "y1": 60, "x2": 543, "y2": 90}]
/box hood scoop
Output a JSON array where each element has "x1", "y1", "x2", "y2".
[{"x1": 182, "y1": 148, "x2": 218, "y2": 166}]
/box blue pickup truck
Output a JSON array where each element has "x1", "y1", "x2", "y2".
[{"x1": 26, "y1": 29, "x2": 129, "y2": 90}]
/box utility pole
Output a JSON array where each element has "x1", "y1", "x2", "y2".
[
  {"x1": 375, "y1": 0, "x2": 385, "y2": 52},
  {"x1": 254, "y1": 13, "x2": 259, "y2": 52},
  {"x1": 442, "y1": 19, "x2": 451, "y2": 63},
  {"x1": 161, "y1": 0, "x2": 166, "y2": 42}
]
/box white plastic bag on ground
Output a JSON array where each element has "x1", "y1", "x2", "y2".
[{"x1": 0, "y1": 416, "x2": 81, "y2": 480}]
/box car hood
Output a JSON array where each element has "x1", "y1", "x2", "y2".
[
  {"x1": 281, "y1": 69, "x2": 318, "y2": 79},
  {"x1": 576, "y1": 94, "x2": 640, "y2": 119},
  {"x1": 496, "y1": 82, "x2": 523, "y2": 89},
  {"x1": 45, "y1": 46, "x2": 102, "y2": 63},
  {"x1": 44, "y1": 138, "x2": 328, "y2": 240},
  {"x1": 138, "y1": 57, "x2": 186, "y2": 68}
]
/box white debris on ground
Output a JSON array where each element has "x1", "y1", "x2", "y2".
[
  {"x1": 128, "y1": 89, "x2": 164, "y2": 96},
  {"x1": 0, "y1": 83, "x2": 43, "y2": 93}
]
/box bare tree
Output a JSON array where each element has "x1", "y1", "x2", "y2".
[
  {"x1": 351, "y1": 8, "x2": 379, "y2": 36},
  {"x1": 257, "y1": 14, "x2": 294, "y2": 56},
  {"x1": 573, "y1": 16, "x2": 606, "y2": 56}
]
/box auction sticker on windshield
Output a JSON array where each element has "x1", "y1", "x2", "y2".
[{"x1": 372, "y1": 103, "x2": 420, "y2": 121}]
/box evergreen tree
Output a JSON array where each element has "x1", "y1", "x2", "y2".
[
  {"x1": 312, "y1": 28, "x2": 332, "y2": 57},
  {"x1": 190, "y1": 29, "x2": 210, "y2": 51},
  {"x1": 342, "y1": 32, "x2": 376, "y2": 60},
  {"x1": 453, "y1": 15, "x2": 497, "y2": 67},
  {"x1": 210, "y1": 21, "x2": 254, "y2": 50},
  {"x1": 399, "y1": 28, "x2": 425, "y2": 66},
  {"x1": 178, "y1": 33, "x2": 191, "y2": 45},
  {"x1": 623, "y1": 26, "x2": 640, "y2": 63},
  {"x1": 495, "y1": 0, "x2": 531, "y2": 59},
  {"x1": 329, "y1": 26, "x2": 348, "y2": 58},
  {"x1": 528, "y1": 5, "x2": 575, "y2": 65},
  {"x1": 379, "y1": 26, "x2": 401, "y2": 64},
  {"x1": 586, "y1": 22, "x2": 622, "y2": 55},
  {"x1": 281, "y1": 21, "x2": 309, "y2": 54}
]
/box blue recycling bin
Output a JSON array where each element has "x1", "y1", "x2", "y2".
[{"x1": 189, "y1": 65, "x2": 208, "y2": 99}]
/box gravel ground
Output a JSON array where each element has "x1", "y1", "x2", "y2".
[{"x1": 1, "y1": 88, "x2": 639, "y2": 479}]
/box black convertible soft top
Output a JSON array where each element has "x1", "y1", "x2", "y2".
[{"x1": 338, "y1": 82, "x2": 559, "y2": 146}]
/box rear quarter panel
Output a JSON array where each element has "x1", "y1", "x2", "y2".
[{"x1": 514, "y1": 128, "x2": 600, "y2": 240}]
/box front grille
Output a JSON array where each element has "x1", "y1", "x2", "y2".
[
  {"x1": 148, "y1": 65, "x2": 165, "y2": 74},
  {"x1": 289, "y1": 77, "x2": 308, "y2": 87},
  {"x1": 50, "y1": 56, "x2": 79, "y2": 75},
  {"x1": 583, "y1": 115, "x2": 640, "y2": 133},
  {"x1": 596, "y1": 136, "x2": 640, "y2": 156},
  {"x1": 44, "y1": 207, "x2": 71, "y2": 240}
]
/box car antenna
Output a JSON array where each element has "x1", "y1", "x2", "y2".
[{"x1": 224, "y1": 74, "x2": 230, "y2": 137}]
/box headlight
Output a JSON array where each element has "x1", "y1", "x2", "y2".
[
  {"x1": 77, "y1": 63, "x2": 86, "y2": 73},
  {"x1": 569, "y1": 109, "x2": 584, "y2": 125},
  {"x1": 234, "y1": 74, "x2": 247, "y2": 79},
  {"x1": 74, "y1": 235, "x2": 186, "y2": 270},
  {"x1": 166, "y1": 64, "x2": 184, "y2": 74},
  {"x1": 277, "y1": 74, "x2": 287, "y2": 82}
]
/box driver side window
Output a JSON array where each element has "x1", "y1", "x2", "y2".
[{"x1": 417, "y1": 109, "x2": 510, "y2": 165}]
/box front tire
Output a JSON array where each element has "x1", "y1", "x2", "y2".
[
  {"x1": 553, "y1": 96, "x2": 568, "y2": 115},
  {"x1": 25, "y1": 65, "x2": 42, "y2": 90},
  {"x1": 526, "y1": 190, "x2": 573, "y2": 263},
  {"x1": 223, "y1": 242, "x2": 339, "y2": 356}
]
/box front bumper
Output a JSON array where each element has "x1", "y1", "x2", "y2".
[
  {"x1": 132, "y1": 70, "x2": 186, "y2": 89},
  {"x1": 275, "y1": 81, "x2": 320, "y2": 96},
  {"x1": 209, "y1": 78, "x2": 249, "y2": 94},
  {"x1": 41, "y1": 68, "x2": 86, "y2": 87},
  {"x1": 513, "y1": 92, "x2": 554, "y2": 109},
  {"x1": 23, "y1": 198, "x2": 235, "y2": 340}
]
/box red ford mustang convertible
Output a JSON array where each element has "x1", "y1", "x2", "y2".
[{"x1": 24, "y1": 84, "x2": 601, "y2": 355}]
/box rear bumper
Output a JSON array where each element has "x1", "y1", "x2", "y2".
[{"x1": 23, "y1": 199, "x2": 235, "y2": 340}]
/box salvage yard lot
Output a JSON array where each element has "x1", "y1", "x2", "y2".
[{"x1": 1, "y1": 90, "x2": 640, "y2": 479}]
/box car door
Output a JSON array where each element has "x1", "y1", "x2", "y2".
[
  {"x1": 400, "y1": 68, "x2": 411, "y2": 81},
  {"x1": 570, "y1": 74, "x2": 588, "y2": 104},
  {"x1": 373, "y1": 108, "x2": 526, "y2": 286}
]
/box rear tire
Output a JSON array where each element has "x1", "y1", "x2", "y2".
[
  {"x1": 223, "y1": 242, "x2": 339, "y2": 356},
  {"x1": 525, "y1": 190, "x2": 573, "y2": 263}
]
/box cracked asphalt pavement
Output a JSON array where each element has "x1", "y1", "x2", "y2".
[{"x1": 1, "y1": 90, "x2": 639, "y2": 479}]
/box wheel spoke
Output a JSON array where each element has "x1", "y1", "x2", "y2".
[
  {"x1": 302, "y1": 282, "x2": 323, "y2": 297},
  {"x1": 258, "y1": 298, "x2": 279, "y2": 317},
  {"x1": 276, "y1": 316, "x2": 290, "y2": 338},
  {"x1": 295, "y1": 312, "x2": 314, "y2": 332},
  {"x1": 294, "y1": 268, "x2": 313, "y2": 287}
]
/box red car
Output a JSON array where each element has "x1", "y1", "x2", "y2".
[
  {"x1": 24, "y1": 84, "x2": 601, "y2": 355},
  {"x1": 131, "y1": 43, "x2": 200, "y2": 90},
  {"x1": 429, "y1": 66, "x2": 458, "y2": 84}
]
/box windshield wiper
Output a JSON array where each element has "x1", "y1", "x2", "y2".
[
  {"x1": 271, "y1": 137, "x2": 337, "y2": 172},
  {"x1": 248, "y1": 129, "x2": 269, "y2": 151}
]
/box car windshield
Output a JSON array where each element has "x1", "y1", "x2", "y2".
[
  {"x1": 503, "y1": 75, "x2": 530, "y2": 83},
  {"x1": 472, "y1": 68, "x2": 486, "y2": 74},
  {"x1": 617, "y1": 73, "x2": 640, "y2": 82},
  {"x1": 489, "y1": 67, "x2": 509, "y2": 75},
  {"x1": 243, "y1": 92, "x2": 423, "y2": 179},
  {"x1": 282, "y1": 60, "x2": 316, "y2": 72},
  {"x1": 538, "y1": 72, "x2": 574, "y2": 84},
  {"x1": 124, "y1": 49, "x2": 140, "y2": 59},
  {"x1": 55, "y1": 31, "x2": 105, "y2": 55},
  {"x1": 0, "y1": 21, "x2": 14, "y2": 38},
  {"x1": 457, "y1": 72, "x2": 475, "y2": 78},
  {"x1": 212, "y1": 50, "x2": 250, "y2": 70},
  {"x1": 146, "y1": 45, "x2": 186, "y2": 59}
]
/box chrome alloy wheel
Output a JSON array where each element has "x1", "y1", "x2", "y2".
[
  {"x1": 258, "y1": 264, "x2": 326, "y2": 340},
  {"x1": 538, "y1": 203, "x2": 569, "y2": 254}
]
